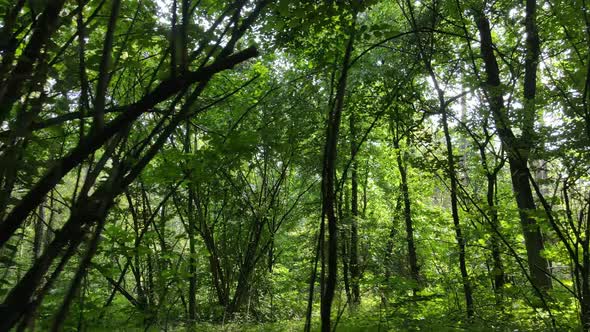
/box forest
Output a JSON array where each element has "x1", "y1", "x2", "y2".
[{"x1": 0, "y1": 0, "x2": 589, "y2": 330}]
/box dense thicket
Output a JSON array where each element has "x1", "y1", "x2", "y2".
[{"x1": 1, "y1": 0, "x2": 589, "y2": 331}]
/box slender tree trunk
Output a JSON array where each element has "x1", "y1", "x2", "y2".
[
  {"x1": 210, "y1": 252, "x2": 228, "y2": 307},
  {"x1": 196, "y1": 214, "x2": 228, "y2": 308},
  {"x1": 185, "y1": 124, "x2": 197, "y2": 324},
  {"x1": 304, "y1": 219, "x2": 324, "y2": 332},
  {"x1": 91, "y1": 0, "x2": 121, "y2": 131},
  {"x1": 147, "y1": 252, "x2": 155, "y2": 308},
  {"x1": 581, "y1": 205, "x2": 590, "y2": 331},
  {"x1": 568, "y1": 189, "x2": 590, "y2": 331},
  {"x1": 385, "y1": 193, "x2": 402, "y2": 282},
  {"x1": 338, "y1": 191, "x2": 352, "y2": 305},
  {"x1": 393, "y1": 134, "x2": 420, "y2": 295},
  {"x1": 128, "y1": 192, "x2": 148, "y2": 313},
  {"x1": 33, "y1": 202, "x2": 45, "y2": 262},
  {"x1": 474, "y1": 135, "x2": 505, "y2": 302},
  {"x1": 320, "y1": 19, "x2": 355, "y2": 332},
  {"x1": 157, "y1": 204, "x2": 169, "y2": 305},
  {"x1": 23, "y1": 201, "x2": 46, "y2": 331},
  {"x1": 487, "y1": 174, "x2": 505, "y2": 298},
  {"x1": 441, "y1": 109, "x2": 474, "y2": 319},
  {"x1": 349, "y1": 112, "x2": 361, "y2": 306},
  {"x1": 45, "y1": 190, "x2": 55, "y2": 248},
  {"x1": 404, "y1": 0, "x2": 473, "y2": 313},
  {"x1": 51, "y1": 219, "x2": 108, "y2": 332}
]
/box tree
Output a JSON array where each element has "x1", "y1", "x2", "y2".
[
  {"x1": 472, "y1": 1, "x2": 552, "y2": 294},
  {"x1": 3, "y1": 0, "x2": 590, "y2": 330}
]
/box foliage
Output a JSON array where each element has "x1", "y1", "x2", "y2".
[{"x1": 1, "y1": 0, "x2": 590, "y2": 331}]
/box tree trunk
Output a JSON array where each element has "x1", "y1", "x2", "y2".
[
  {"x1": 442, "y1": 109, "x2": 474, "y2": 319},
  {"x1": 185, "y1": 123, "x2": 197, "y2": 324},
  {"x1": 393, "y1": 134, "x2": 420, "y2": 295},
  {"x1": 349, "y1": 111, "x2": 360, "y2": 306},
  {"x1": 23, "y1": 201, "x2": 46, "y2": 331},
  {"x1": 320, "y1": 19, "x2": 355, "y2": 332},
  {"x1": 582, "y1": 208, "x2": 590, "y2": 332},
  {"x1": 33, "y1": 202, "x2": 45, "y2": 262},
  {"x1": 474, "y1": 11, "x2": 552, "y2": 293},
  {"x1": 473, "y1": 133, "x2": 505, "y2": 302},
  {"x1": 487, "y1": 174, "x2": 505, "y2": 298},
  {"x1": 338, "y1": 191, "x2": 352, "y2": 305}
]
